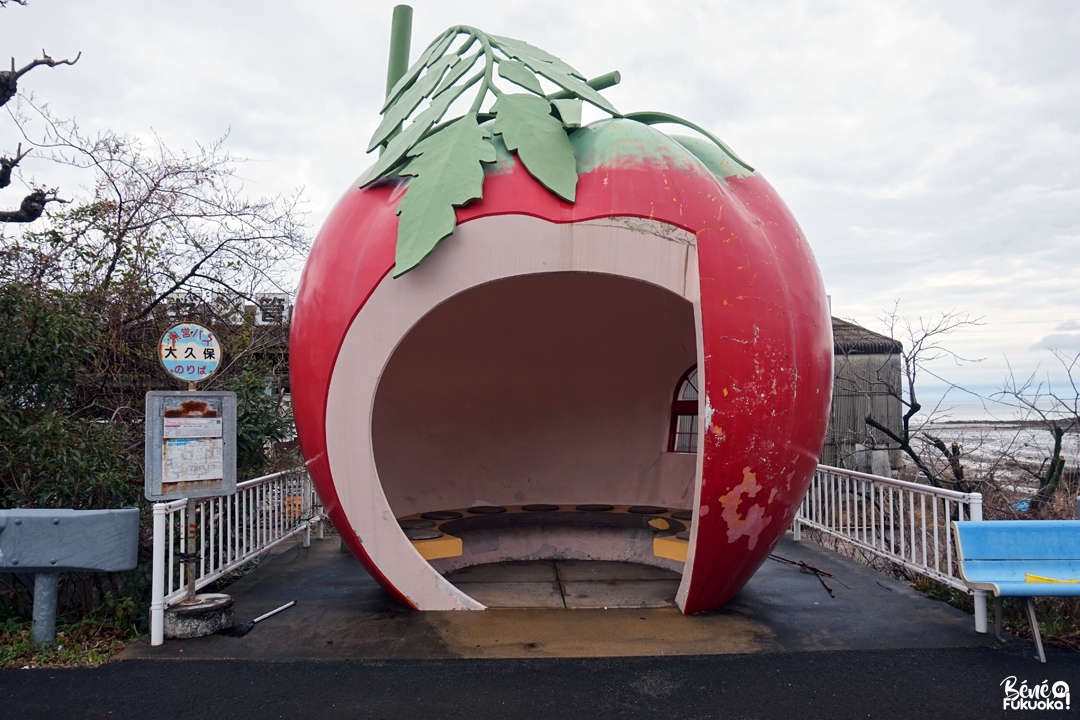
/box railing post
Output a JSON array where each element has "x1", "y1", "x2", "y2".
[
  {"x1": 968, "y1": 492, "x2": 982, "y2": 522},
  {"x1": 185, "y1": 497, "x2": 198, "y2": 602},
  {"x1": 308, "y1": 470, "x2": 324, "y2": 539},
  {"x1": 151, "y1": 502, "x2": 167, "y2": 646},
  {"x1": 969, "y1": 493, "x2": 987, "y2": 634}
]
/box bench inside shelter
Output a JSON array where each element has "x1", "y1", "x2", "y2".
[
  {"x1": 953, "y1": 519, "x2": 1080, "y2": 663},
  {"x1": 398, "y1": 504, "x2": 693, "y2": 577}
]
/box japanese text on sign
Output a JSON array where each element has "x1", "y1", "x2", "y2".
[
  {"x1": 158, "y1": 322, "x2": 222, "y2": 383},
  {"x1": 163, "y1": 417, "x2": 223, "y2": 439}
]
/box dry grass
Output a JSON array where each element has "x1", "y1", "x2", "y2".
[
  {"x1": 0, "y1": 611, "x2": 140, "y2": 668},
  {"x1": 911, "y1": 575, "x2": 1080, "y2": 651}
]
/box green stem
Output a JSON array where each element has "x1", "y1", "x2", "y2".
[
  {"x1": 547, "y1": 71, "x2": 621, "y2": 100},
  {"x1": 469, "y1": 31, "x2": 497, "y2": 115},
  {"x1": 423, "y1": 70, "x2": 487, "y2": 139},
  {"x1": 454, "y1": 33, "x2": 477, "y2": 56},
  {"x1": 384, "y1": 5, "x2": 414, "y2": 100},
  {"x1": 622, "y1": 111, "x2": 755, "y2": 172}
]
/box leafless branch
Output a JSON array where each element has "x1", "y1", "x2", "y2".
[
  {"x1": 855, "y1": 304, "x2": 986, "y2": 487},
  {"x1": 0, "y1": 51, "x2": 81, "y2": 108},
  {"x1": 0, "y1": 142, "x2": 31, "y2": 189},
  {"x1": 0, "y1": 188, "x2": 66, "y2": 222},
  {"x1": 992, "y1": 350, "x2": 1080, "y2": 510},
  {"x1": 4, "y1": 99, "x2": 308, "y2": 321}
]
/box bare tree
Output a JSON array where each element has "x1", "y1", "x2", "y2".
[
  {"x1": 1, "y1": 96, "x2": 308, "y2": 443},
  {"x1": 994, "y1": 351, "x2": 1080, "y2": 512},
  {"x1": 5, "y1": 99, "x2": 307, "y2": 324},
  {"x1": 0, "y1": 52, "x2": 81, "y2": 109},
  {"x1": 863, "y1": 304, "x2": 984, "y2": 490},
  {"x1": 1, "y1": 1, "x2": 81, "y2": 222}
]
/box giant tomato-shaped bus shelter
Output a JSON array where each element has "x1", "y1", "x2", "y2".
[{"x1": 290, "y1": 18, "x2": 832, "y2": 614}]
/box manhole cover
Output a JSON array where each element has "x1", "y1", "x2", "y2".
[
  {"x1": 628, "y1": 505, "x2": 667, "y2": 515},
  {"x1": 522, "y1": 504, "x2": 559, "y2": 512},
  {"x1": 576, "y1": 504, "x2": 614, "y2": 512},
  {"x1": 671, "y1": 510, "x2": 693, "y2": 521},
  {"x1": 468, "y1": 506, "x2": 507, "y2": 514}
]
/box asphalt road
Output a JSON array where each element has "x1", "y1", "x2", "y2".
[{"x1": 3, "y1": 644, "x2": 1076, "y2": 720}]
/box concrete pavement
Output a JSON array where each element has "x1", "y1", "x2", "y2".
[{"x1": 118, "y1": 533, "x2": 1002, "y2": 661}]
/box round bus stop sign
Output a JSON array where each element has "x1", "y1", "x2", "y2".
[{"x1": 159, "y1": 323, "x2": 222, "y2": 383}]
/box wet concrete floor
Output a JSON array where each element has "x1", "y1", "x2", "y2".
[
  {"x1": 119, "y1": 533, "x2": 1004, "y2": 661},
  {"x1": 445, "y1": 559, "x2": 682, "y2": 609}
]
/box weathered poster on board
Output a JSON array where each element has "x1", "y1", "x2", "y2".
[
  {"x1": 163, "y1": 438, "x2": 225, "y2": 483},
  {"x1": 145, "y1": 391, "x2": 237, "y2": 501}
]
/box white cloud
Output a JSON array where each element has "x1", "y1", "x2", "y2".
[
  {"x1": 2, "y1": 0, "x2": 1078, "y2": 400},
  {"x1": 1032, "y1": 333, "x2": 1080, "y2": 352}
]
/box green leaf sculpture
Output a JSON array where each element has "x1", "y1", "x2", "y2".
[
  {"x1": 492, "y1": 93, "x2": 577, "y2": 202},
  {"x1": 361, "y1": 25, "x2": 753, "y2": 276},
  {"x1": 394, "y1": 114, "x2": 496, "y2": 276},
  {"x1": 497, "y1": 59, "x2": 544, "y2": 95}
]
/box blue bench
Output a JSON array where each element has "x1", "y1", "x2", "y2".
[{"x1": 953, "y1": 520, "x2": 1080, "y2": 663}]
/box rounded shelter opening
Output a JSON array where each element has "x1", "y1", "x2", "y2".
[{"x1": 372, "y1": 271, "x2": 699, "y2": 519}]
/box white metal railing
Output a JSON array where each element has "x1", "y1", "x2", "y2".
[
  {"x1": 795, "y1": 464, "x2": 988, "y2": 632},
  {"x1": 150, "y1": 468, "x2": 325, "y2": 645}
]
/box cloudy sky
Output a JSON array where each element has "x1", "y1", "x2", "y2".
[{"x1": 3, "y1": 0, "x2": 1078, "y2": 415}]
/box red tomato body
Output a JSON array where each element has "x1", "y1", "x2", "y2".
[{"x1": 291, "y1": 119, "x2": 832, "y2": 613}]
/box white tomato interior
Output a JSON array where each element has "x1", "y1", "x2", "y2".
[
  {"x1": 325, "y1": 215, "x2": 703, "y2": 610},
  {"x1": 373, "y1": 271, "x2": 698, "y2": 515}
]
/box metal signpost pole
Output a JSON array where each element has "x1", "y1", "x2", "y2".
[
  {"x1": 185, "y1": 378, "x2": 197, "y2": 605},
  {"x1": 184, "y1": 498, "x2": 197, "y2": 603},
  {"x1": 147, "y1": 322, "x2": 237, "y2": 641}
]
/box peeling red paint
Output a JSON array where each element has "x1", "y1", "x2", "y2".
[{"x1": 719, "y1": 467, "x2": 768, "y2": 550}]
